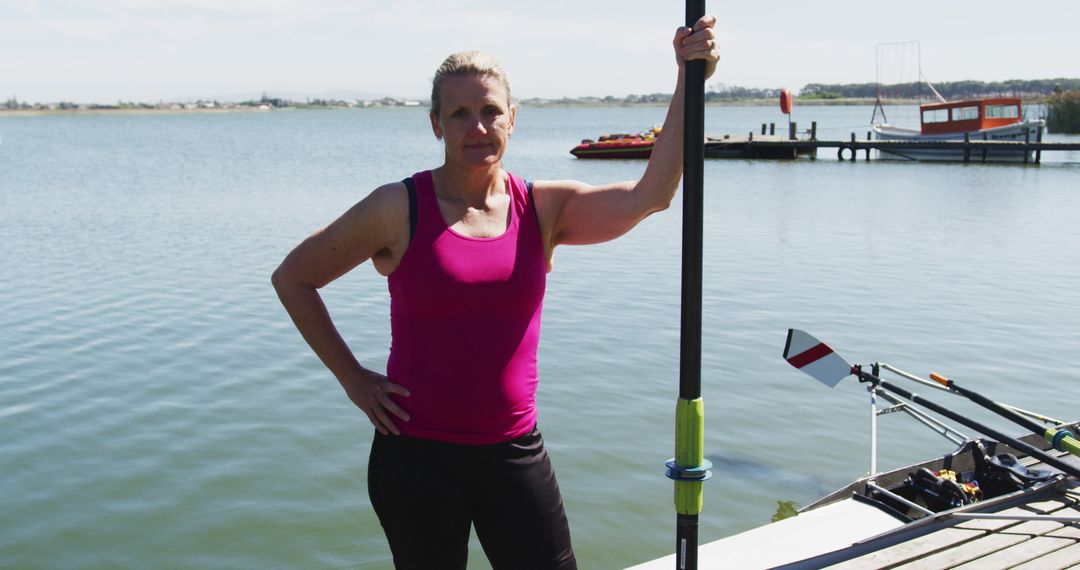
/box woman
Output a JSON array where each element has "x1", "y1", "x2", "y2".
[{"x1": 273, "y1": 15, "x2": 720, "y2": 570}]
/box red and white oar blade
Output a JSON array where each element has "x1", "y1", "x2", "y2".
[{"x1": 783, "y1": 329, "x2": 853, "y2": 387}]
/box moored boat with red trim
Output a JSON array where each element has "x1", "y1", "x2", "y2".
[
  {"x1": 570, "y1": 126, "x2": 660, "y2": 159},
  {"x1": 873, "y1": 97, "x2": 1044, "y2": 161}
]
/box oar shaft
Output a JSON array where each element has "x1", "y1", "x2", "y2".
[
  {"x1": 676, "y1": 2, "x2": 706, "y2": 570},
  {"x1": 944, "y1": 381, "x2": 1045, "y2": 435},
  {"x1": 855, "y1": 370, "x2": 1080, "y2": 479},
  {"x1": 938, "y1": 378, "x2": 1080, "y2": 458},
  {"x1": 679, "y1": 21, "x2": 705, "y2": 402},
  {"x1": 883, "y1": 363, "x2": 1066, "y2": 425}
]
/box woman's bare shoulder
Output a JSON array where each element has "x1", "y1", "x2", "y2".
[
  {"x1": 356, "y1": 181, "x2": 412, "y2": 275},
  {"x1": 277, "y1": 180, "x2": 412, "y2": 285},
  {"x1": 362, "y1": 180, "x2": 409, "y2": 214}
]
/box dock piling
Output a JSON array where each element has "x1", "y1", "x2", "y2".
[
  {"x1": 963, "y1": 133, "x2": 971, "y2": 163},
  {"x1": 1036, "y1": 126, "x2": 1043, "y2": 164}
]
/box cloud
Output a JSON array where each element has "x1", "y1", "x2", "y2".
[{"x1": 6, "y1": 0, "x2": 1075, "y2": 103}]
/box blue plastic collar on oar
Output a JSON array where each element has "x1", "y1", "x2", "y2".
[
  {"x1": 1052, "y1": 429, "x2": 1077, "y2": 452},
  {"x1": 665, "y1": 459, "x2": 713, "y2": 481}
]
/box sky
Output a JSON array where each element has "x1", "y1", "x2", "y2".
[{"x1": 2, "y1": 0, "x2": 1076, "y2": 103}]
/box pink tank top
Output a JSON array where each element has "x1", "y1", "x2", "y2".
[{"x1": 386, "y1": 170, "x2": 547, "y2": 444}]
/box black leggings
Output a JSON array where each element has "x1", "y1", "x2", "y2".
[{"x1": 368, "y1": 428, "x2": 577, "y2": 570}]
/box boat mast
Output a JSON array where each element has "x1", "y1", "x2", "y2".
[
  {"x1": 873, "y1": 41, "x2": 941, "y2": 125},
  {"x1": 871, "y1": 43, "x2": 889, "y2": 125}
]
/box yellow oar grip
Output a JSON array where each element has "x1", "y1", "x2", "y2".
[
  {"x1": 929, "y1": 372, "x2": 950, "y2": 386},
  {"x1": 675, "y1": 398, "x2": 705, "y2": 515},
  {"x1": 1046, "y1": 428, "x2": 1080, "y2": 456}
]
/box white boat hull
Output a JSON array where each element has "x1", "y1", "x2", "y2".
[{"x1": 872, "y1": 120, "x2": 1045, "y2": 162}]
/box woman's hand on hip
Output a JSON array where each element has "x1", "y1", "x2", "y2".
[{"x1": 342, "y1": 369, "x2": 411, "y2": 435}]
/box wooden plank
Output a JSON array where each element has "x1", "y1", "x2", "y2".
[
  {"x1": 893, "y1": 515, "x2": 1069, "y2": 569},
  {"x1": 951, "y1": 536, "x2": 1077, "y2": 569},
  {"x1": 995, "y1": 516, "x2": 1066, "y2": 536},
  {"x1": 833, "y1": 495, "x2": 1079, "y2": 570},
  {"x1": 1046, "y1": 523, "x2": 1080, "y2": 540},
  {"x1": 953, "y1": 501, "x2": 1063, "y2": 532},
  {"x1": 955, "y1": 514, "x2": 1024, "y2": 532},
  {"x1": 1010, "y1": 541, "x2": 1080, "y2": 570},
  {"x1": 1047, "y1": 504, "x2": 1080, "y2": 520},
  {"x1": 898, "y1": 530, "x2": 1032, "y2": 569},
  {"x1": 1021, "y1": 497, "x2": 1077, "y2": 513},
  {"x1": 826, "y1": 527, "x2": 985, "y2": 569}
]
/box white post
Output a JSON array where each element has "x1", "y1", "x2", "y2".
[{"x1": 869, "y1": 385, "x2": 878, "y2": 478}]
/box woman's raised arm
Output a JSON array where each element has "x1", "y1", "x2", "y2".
[{"x1": 533, "y1": 15, "x2": 720, "y2": 255}]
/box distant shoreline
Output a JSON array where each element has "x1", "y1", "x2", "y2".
[
  {"x1": 0, "y1": 106, "x2": 277, "y2": 117},
  {"x1": 0, "y1": 97, "x2": 910, "y2": 118},
  {"x1": 5, "y1": 75, "x2": 1070, "y2": 118},
  {"x1": 521, "y1": 97, "x2": 888, "y2": 108},
  {"x1": 8, "y1": 95, "x2": 1054, "y2": 117}
]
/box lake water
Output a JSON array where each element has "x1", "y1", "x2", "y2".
[{"x1": 2, "y1": 105, "x2": 1079, "y2": 568}]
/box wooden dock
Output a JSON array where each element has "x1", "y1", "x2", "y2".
[
  {"x1": 826, "y1": 483, "x2": 1080, "y2": 569},
  {"x1": 704, "y1": 122, "x2": 1080, "y2": 164},
  {"x1": 705, "y1": 135, "x2": 818, "y2": 159},
  {"x1": 706, "y1": 137, "x2": 1080, "y2": 164}
]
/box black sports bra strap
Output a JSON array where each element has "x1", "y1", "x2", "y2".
[
  {"x1": 402, "y1": 177, "x2": 418, "y2": 239},
  {"x1": 525, "y1": 179, "x2": 539, "y2": 219}
]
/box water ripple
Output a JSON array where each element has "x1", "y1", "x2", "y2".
[{"x1": 3, "y1": 108, "x2": 1079, "y2": 568}]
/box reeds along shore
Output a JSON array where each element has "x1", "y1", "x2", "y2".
[{"x1": 1048, "y1": 91, "x2": 1080, "y2": 133}]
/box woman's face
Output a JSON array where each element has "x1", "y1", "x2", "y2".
[{"x1": 430, "y1": 74, "x2": 515, "y2": 169}]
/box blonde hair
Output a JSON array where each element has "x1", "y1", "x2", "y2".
[{"x1": 430, "y1": 51, "x2": 512, "y2": 115}]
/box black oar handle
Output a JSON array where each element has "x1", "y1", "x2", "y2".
[
  {"x1": 934, "y1": 375, "x2": 1049, "y2": 437},
  {"x1": 855, "y1": 369, "x2": 1080, "y2": 480}
]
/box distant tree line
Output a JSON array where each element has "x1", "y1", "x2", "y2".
[
  {"x1": 5, "y1": 96, "x2": 30, "y2": 109},
  {"x1": 2, "y1": 93, "x2": 417, "y2": 112},
  {"x1": 801, "y1": 78, "x2": 1080, "y2": 100},
  {"x1": 236, "y1": 92, "x2": 387, "y2": 108},
  {"x1": 706, "y1": 83, "x2": 781, "y2": 101},
  {"x1": 238, "y1": 93, "x2": 292, "y2": 108},
  {"x1": 613, "y1": 78, "x2": 1080, "y2": 104}
]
